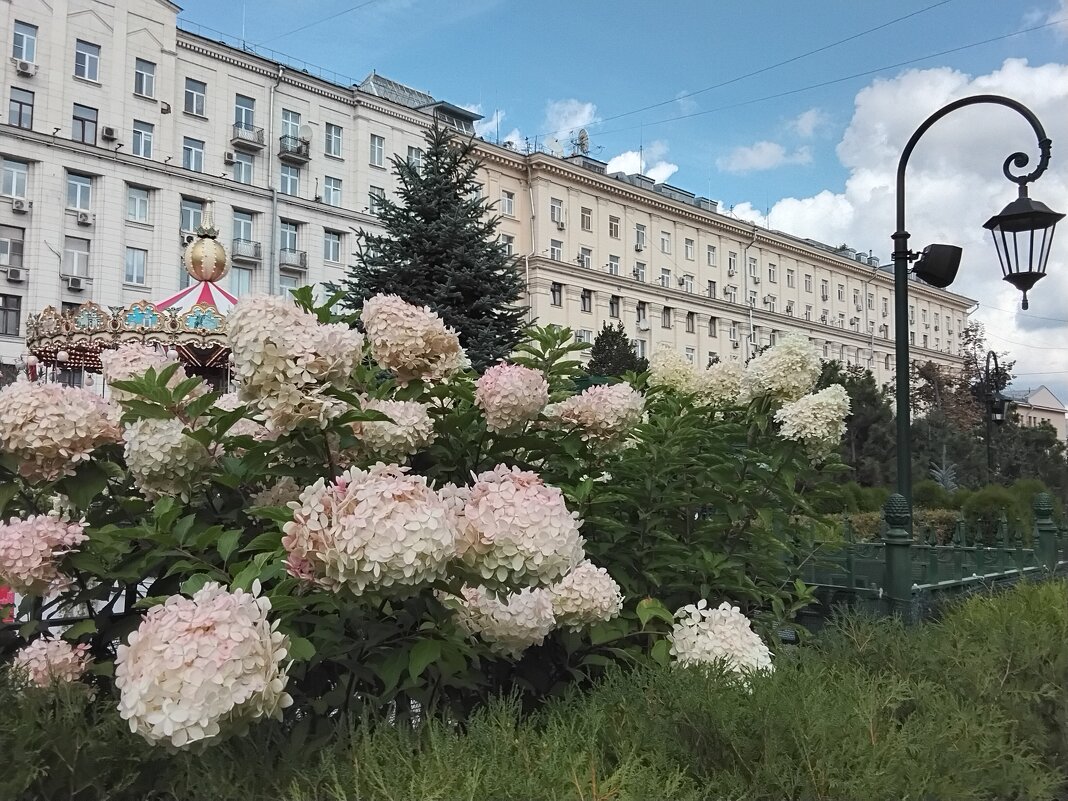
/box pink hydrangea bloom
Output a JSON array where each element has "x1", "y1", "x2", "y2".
[
  {"x1": 0, "y1": 515, "x2": 87, "y2": 595},
  {"x1": 451, "y1": 585, "x2": 556, "y2": 658},
  {"x1": 13, "y1": 637, "x2": 90, "y2": 687},
  {"x1": 352, "y1": 398, "x2": 436, "y2": 460},
  {"x1": 124, "y1": 418, "x2": 212, "y2": 500},
  {"x1": 0, "y1": 379, "x2": 121, "y2": 482},
  {"x1": 282, "y1": 464, "x2": 457, "y2": 595},
  {"x1": 361, "y1": 294, "x2": 467, "y2": 384},
  {"x1": 115, "y1": 582, "x2": 292, "y2": 749},
  {"x1": 474, "y1": 364, "x2": 549, "y2": 432},
  {"x1": 669, "y1": 600, "x2": 773, "y2": 674},
  {"x1": 547, "y1": 382, "x2": 644, "y2": 446},
  {"x1": 549, "y1": 560, "x2": 624, "y2": 630},
  {"x1": 457, "y1": 464, "x2": 585, "y2": 587}
]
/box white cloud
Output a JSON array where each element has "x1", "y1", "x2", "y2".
[
  {"x1": 467, "y1": 106, "x2": 523, "y2": 147},
  {"x1": 733, "y1": 58, "x2": 1068, "y2": 398},
  {"x1": 605, "y1": 140, "x2": 679, "y2": 184},
  {"x1": 675, "y1": 90, "x2": 698, "y2": 115},
  {"x1": 716, "y1": 141, "x2": 812, "y2": 174},
  {"x1": 542, "y1": 99, "x2": 599, "y2": 141},
  {"x1": 790, "y1": 108, "x2": 829, "y2": 138}
]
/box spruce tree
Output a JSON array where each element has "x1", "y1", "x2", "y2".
[
  {"x1": 329, "y1": 123, "x2": 526, "y2": 369},
  {"x1": 586, "y1": 322, "x2": 648, "y2": 376}
]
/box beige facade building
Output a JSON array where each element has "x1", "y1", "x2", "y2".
[
  {"x1": 0, "y1": 0, "x2": 973, "y2": 386},
  {"x1": 1004, "y1": 386, "x2": 1068, "y2": 441}
]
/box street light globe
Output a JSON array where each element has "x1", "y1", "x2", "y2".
[{"x1": 984, "y1": 191, "x2": 1065, "y2": 309}]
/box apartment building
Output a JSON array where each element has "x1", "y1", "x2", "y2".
[
  {"x1": 0, "y1": 0, "x2": 972, "y2": 387},
  {"x1": 1003, "y1": 386, "x2": 1068, "y2": 441}
]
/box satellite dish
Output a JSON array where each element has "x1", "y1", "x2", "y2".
[
  {"x1": 545, "y1": 137, "x2": 563, "y2": 157},
  {"x1": 298, "y1": 124, "x2": 313, "y2": 142},
  {"x1": 577, "y1": 128, "x2": 590, "y2": 155}
]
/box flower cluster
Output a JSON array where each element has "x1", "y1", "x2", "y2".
[
  {"x1": 668, "y1": 600, "x2": 773, "y2": 675},
  {"x1": 774, "y1": 385, "x2": 851, "y2": 451},
  {"x1": 547, "y1": 382, "x2": 644, "y2": 446},
  {"x1": 361, "y1": 295, "x2": 467, "y2": 383},
  {"x1": 12, "y1": 637, "x2": 90, "y2": 687},
  {"x1": 742, "y1": 335, "x2": 822, "y2": 402},
  {"x1": 100, "y1": 344, "x2": 189, "y2": 403},
  {"x1": 457, "y1": 464, "x2": 584, "y2": 587},
  {"x1": 282, "y1": 464, "x2": 456, "y2": 594},
  {"x1": 549, "y1": 560, "x2": 624, "y2": 630},
  {"x1": 648, "y1": 347, "x2": 703, "y2": 395},
  {"x1": 451, "y1": 585, "x2": 556, "y2": 658},
  {"x1": 351, "y1": 399, "x2": 436, "y2": 461},
  {"x1": 228, "y1": 296, "x2": 364, "y2": 431},
  {"x1": 701, "y1": 361, "x2": 745, "y2": 406},
  {"x1": 474, "y1": 364, "x2": 549, "y2": 432},
  {"x1": 124, "y1": 418, "x2": 212, "y2": 500},
  {"x1": 250, "y1": 477, "x2": 302, "y2": 510},
  {"x1": 0, "y1": 515, "x2": 87, "y2": 595},
  {"x1": 0, "y1": 380, "x2": 121, "y2": 482},
  {"x1": 115, "y1": 582, "x2": 292, "y2": 749}
]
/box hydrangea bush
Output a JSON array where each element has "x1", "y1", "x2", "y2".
[{"x1": 0, "y1": 289, "x2": 848, "y2": 744}]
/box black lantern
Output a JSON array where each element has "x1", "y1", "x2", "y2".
[
  {"x1": 913, "y1": 244, "x2": 962, "y2": 288},
  {"x1": 989, "y1": 391, "x2": 1011, "y2": 425},
  {"x1": 983, "y1": 189, "x2": 1064, "y2": 309}
]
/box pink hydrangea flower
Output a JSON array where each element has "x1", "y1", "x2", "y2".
[
  {"x1": 361, "y1": 294, "x2": 467, "y2": 383},
  {"x1": 547, "y1": 382, "x2": 644, "y2": 446},
  {"x1": 0, "y1": 515, "x2": 87, "y2": 595},
  {"x1": 13, "y1": 637, "x2": 90, "y2": 687},
  {"x1": 124, "y1": 417, "x2": 212, "y2": 500},
  {"x1": 352, "y1": 398, "x2": 436, "y2": 460},
  {"x1": 474, "y1": 364, "x2": 549, "y2": 432},
  {"x1": 450, "y1": 585, "x2": 556, "y2": 658},
  {"x1": 549, "y1": 560, "x2": 624, "y2": 630}
]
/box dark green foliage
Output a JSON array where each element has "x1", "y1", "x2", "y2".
[
  {"x1": 913, "y1": 478, "x2": 952, "y2": 509},
  {"x1": 586, "y1": 322, "x2": 648, "y2": 376},
  {"x1": 328, "y1": 123, "x2": 526, "y2": 369},
  {"x1": 816, "y1": 361, "x2": 896, "y2": 487}
]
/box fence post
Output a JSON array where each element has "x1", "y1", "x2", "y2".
[
  {"x1": 1034, "y1": 492, "x2": 1058, "y2": 572},
  {"x1": 882, "y1": 493, "x2": 913, "y2": 617}
]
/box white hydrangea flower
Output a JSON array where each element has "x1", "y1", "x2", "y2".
[
  {"x1": 774, "y1": 385, "x2": 851, "y2": 449},
  {"x1": 549, "y1": 560, "x2": 624, "y2": 630},
  {"x1": 546, "y1": 382, "x2": 644, "y2": 447},
  {"x1": 668, "y1": 600, "x2": 773, "y2": 674},
  {"x1": 250, "y1": 477, "x2": 302, "y2": 510},
  {"x1": 457, "y1": 464, "x2": 585, "y2": 587},
  {"x1": 361, "y1": 294, "x2": 467, "y2": 384},
  {"x1": 0, "y1": 515, "x2": 87, "y2": 595},
  {"x1": 699, "y1": 361, "x2": 745, "y2": 406},
  {"x1": 213, "y1": 392, "x2": 272, "y2": 442},
  {"x1": 450, "y1": 585, "x2": 556, "y2": 658},
  {"x1": 282, "y1": 464, "x2": 457, "y2": 595},
  {"x1": 12, "y1": 637, "x2": 90, "y2": 687},
  {"x1": 124, "y1": 418, "x2": 212, "y2": 500},
  {"x1": 648, "y1": 347, "x2": 703, "y2": 395},
  {"x1": 741, "y1": 335, "x2": 822, "y2": 403},
  {"x1": 115, "y1": 582, "x2": 292, "y2": 749},
  {"x1": 474, "y1": 363, "x2": 549, "y2": 432},
  {"x1": 352, "y1": 398, "x2": 436, "y2": 461}
]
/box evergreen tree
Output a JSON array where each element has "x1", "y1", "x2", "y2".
[
  {"x1": 328, "y1": 124, "x2": 526, "y2": 369},
  {"x1": 586, "y1": 322, "x2": 648, "y2": 376}
]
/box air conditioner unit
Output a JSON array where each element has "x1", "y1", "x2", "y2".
[
  {"x1": 634, "y1": 243, "x2": 644, "y2": 252},
  {"x1": 934, "y1": 325, "x2": 940, "y2": 331},
  {"x1": 763, "y1": 295, "x2": 771, "y2": 304},
  {"x1": 181, "y1": 233, "x2": 197, "y2": 245},
  {"x1": 636, "y1": 320, "x2": 650, "y2": 331},
  {"x1": 65, "y1": 276, "x2": 85, "y2": 291},
  {"x1": 820, "y1": 294, "x2": 829, "y2": 302},
  {"x1": 677, "y1": 276, "x2": 686, "y2": 286},
  {"x1": 631, "y1": 269, "x2": 642, "y2": 279},
  {"x1": 76, "y1": 211, "x2": 94, "y2": 226},
  {"x1": 727, "y1": 267, "x2": 737, "y2": 277},
  {"x1": 14, "y1": 59, "x2": 37, "y2": 77},
  {"x1": 223, "y1": 151, "x2": 236, "y2": 165},
  {"x1": 882, "y1": 310, "x2": 888, "y2": 317},
  {"x1": 751, "y1": 277, "x2": 760, "y2": 284},
  {"x1": 820, "y1": 314, "x2": 828, "y2": 323},
  {"x1": 850, "y1": 317, "x2": 859, "y2": 325},
  {"x1": 101, "y1": 126, "x2": 118, "y2": 141},
  {"x1": 12, "y1": 198, "x2": 30, "y2": 214},
  {"x1": 856, "y1": 303, "x2": 863, "y2": 312},
  {"x1": 924, "y1": 323, "x2": 930, "y2": 329},
  {"x1": 555, "y1": 221, "x2": 565, "y2": 231},
  {"x1": 5, "y1": 267, "x2": 25, "y2": 282},
  {"x1": 731, "y1": 340, "x2": 740, "y2": 349}
]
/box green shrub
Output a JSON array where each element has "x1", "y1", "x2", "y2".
[
  {"x1": 962, "y1": 484, "x2": 1021, "y2": 539},
  {"x1": 913, "y1": 479, "x2": 952, "y2": 510}
]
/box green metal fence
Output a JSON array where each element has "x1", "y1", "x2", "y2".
[{"x1": 798, "y1": 492, "x2": 1068, "y2": 625}]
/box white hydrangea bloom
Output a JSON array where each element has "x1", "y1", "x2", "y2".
[
  {"x1": 451, "y1": 585, "x2": 556, "y2": 658},
  {"x1": 124, "y1": 418, "x2": 212, "y2": 500},
  {"x1": 12, "y1": 637, "x2": 90, "y2": 687},
  {"x1": 741, "y1": 334, "x2": 822, "y2": 403},
  {"x1": 668, "y1": 600, "x2": 773, "y2": 674},
  {"x1": 546, "y1": 382, "x2": 644, "y2": 447},
  {"x1": 362, "y1": 294, "x2": 467, "y2": 384},
  {"x1": 250, "y1": 477, "x2": 302, "y2": 510},
  {"x1": 475, "y1": 363, "x2": 550, "y2": 432},
  {"x1": 774, "y1": 385, "x2": 851, "y2": 449},
  {"x1": 115, "y1": 582, "x2": 292, "y2": 749},
  {"x1": 457, "y1": 464, "x2": 585, "y2": 587},
  {"x1": 0, "y1": 515, "x2": 87, "y2": 595},
  {"x1": 213, "y1": 392, "x2": 272, "y2": 442},
  {"x1": 282, "y1": 464, "x2": 457, "y2": 595},
  {"x1": 549, "y1": 560, "x2": 624, "y2": 630},
  {"x1": 352, "y1": 398, "x2": 436, "y2": 461},
  {"x1": 699, "y1": 361, "x2": 745, "y2": 406},
  {"x1": 648, "y1": 347, "x2": 703, "y2": 395}
]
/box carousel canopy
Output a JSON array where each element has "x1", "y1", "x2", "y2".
[{"x1": 156, "y1": 280, "x2": 237, "y2": 315}]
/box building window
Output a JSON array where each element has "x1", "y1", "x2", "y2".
[
  {"x1": 637, "y1": 302, "x2": 647, "y2": 322},
  {"x1": 12, "y1": 21, "x2": 37, "y2": 62},
  {"x1": 234, "y1": 95, "x2": 255, "y2": 129},
  {"x1": 768, "y1": 263, "x2": 777, "y2": 283},
  {"x1": 707, "y1": 245, "x2": 717, "y2": 266},
  {"x1": 279, "y1": 221, "x2": 298, "y2": 252},
  {"x1": 728, "y1": 251, "x2": 737, "y2": 274},
  {"x1": 131, "y1": 120, "x2": 153, "y2": 158},
  {"x1": 230, "y1": 266, "x2": 252, "y2": 296},
  {"x1": 233, "y1": 152, "x2": 253, "y2": 184},
  {"x1": 182, "y1": 137, "x2": 205, "y2": 172},
  {"x1": 323, "y1": 176, "x2": 342, "y2": 206},
  {"x1": 748, "y1": 290, "x2": 757, "y2": 307},
  {"x1": 766, "y1": 296, "x2": 777, "y2": 313},
  {"x1": 369, "y1": 134, "x2": 385, "y2": 167},
  {"x1": 74, "y1": 40, "x2": 100, "y2": 81},
  {"x1": 786, "y1": 268, "x2": 795, "y2": 288},
  {"x1": 501, "y1": 234, "x2": 514, "y2": 256},
  {"x1": 820, "y1": 279, "x2": 830, "y2": 300},
  {"x1": 707, "y1": 279, "x2": 716, "y2": 298},
  {"x1": 63, "y1": 236, "x2": 90, "y2": 277},
  {"x1": 133, "y1": 58, "x2": 155, "y2": 98},
  {"x1": 184, "y1": 78, "x2": 206, "y2": 116},
  {"x1": 804, "y1": 273, "x2": 812, "y2": 292},
  {"x1": 922, "y1": 334, "x2": 928, "y2": 348},
  {"x1": 660, "y1": 267, "x2": 671, "y2": 288},
  {"x1": 661, "y1": 306, "x2": 672, "y2": 328},
  {"x1": 868, "y1": 293, "x2": 875, "y2": 310},
  {"x1": 279, "y1": 271, "x2": 301, "y2": 294},
  {"x1": 837, "y1": 284, "x2": 845, "y2": 301},
  {"x1": 407, "y1": 146, "x2": 423, "y2": 170},
  {"x1": 8, "y1": 87, "x2": 33, "y2": 129},
  {"x1": 279, "y1": 164, "x2": 299, "y2": 195},
  {"x1": 0, "y1": 228, "x2": 26, "y2": 270},
  {"x1": 66, "y1": 173, "x2": 91, "y2": 210},
  {"x1": 682, "y1": 274, "x2": 694, "y2": 293},
  {"x1": 684, "y1": 238, "x2": 694, "y2": 260},
  {"x1": 325, "y1": 123, "x2": 343, "y2": 157},
  {"x1": 708, "y1": 317, "x2": 718, "y2": 337},
  {"x1": 124, "y1": 247, "x2": 147, "y2": 284},
  {"x1": 608, "y1": 216, "x2": 620, "y2": 239},
  {"x1": 805, "y1": 305, "x2": 812, "y2": 321},
  {"x1": 0, "y1": 293, "x2": 20, "y2": 336},
  {"x1": 549, "y1": 239, "x2": 562, "y2": 261},
  {"x1": 608, "y1": 255, "x2": 620, "y2": 275},
  {"x1": 127, "y1": 186, "x2": 149, "y2": 222},
  {"x1": 324, "y1": 230, "x2": 342, "y2": 263},
  {"x1": 180, "y1": 198, "x2": 204, "y2": 232},
  {"x1": 729, "y1": 321, "x2": 738, "y2": 341},
  {"x1": 634, "y1": 338, "x2": 647, "y2": 359},
  {"x1": 609, "y1": 295, "x2": 620, "y2": 318},
  {"x1": 580, "y1": 289, "x2": 593, "y2": 313},
  {"x1": 281, "y1": 109, "x2": 300, "y2": 139},
  {"x1": 578, "y1": 247, "x2": 592, "y2": 269},
  {"x1": 550, "y1": 198, "x2": 563, "y2": 224},
  {"x1": 685, "y1": 347, "x2": 696, "y2": 364},
  {"x1": 661, "y1": 231, "x2": 671, "y2": 254},
  {"x1": 368, "y1": 185, "x2": 386, "y2": 214},
  {"x1": 500, "y1": 190, "x2": 515, "y2": 216},
  {"x1": 746, "y1": 257, "x2": 757, "y2": 277},
  {"x1": 72, "y1": 104, "x2": 97, "y2": 144},
  {"x1": 232, "y1": 210, "x2": 253, "y2": 242},
  {"x1": 686, "y1": 312, "x2": 695, "y2": 333},
  {"x1": 635, "y1": 223, "x2": 646, "y2": 250},
  {"x1": 852, "y1": 288, "x2": 861, "y2": 308},
  {"x1": 633, "y1": 262, "x2": 646, "y2": 282},
  {"x1": 550, "y1": 282, "x2": 562, "y2": 306}
]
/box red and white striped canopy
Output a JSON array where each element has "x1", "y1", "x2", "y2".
[{"x1": 155, "y1": 281, "x2": 238, "y2": 314}]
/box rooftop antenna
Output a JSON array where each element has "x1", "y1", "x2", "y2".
[
  {"x1": 241, "y1": 2, "x2": 246, "y2": 46},
  {"x1": 545, "y1": 137, "x2": 563, "y2": 158},
  {"x1": 571, "y1": 128, "x2": 590, "y2": 156}
]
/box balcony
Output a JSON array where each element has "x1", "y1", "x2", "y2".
[
  {"x1": 278, "y1": 135, "x2": 310, "y2": 163},
  {"x1": 231, "y1": 123, "x2": 265, "y2": 150},
  {"x1": 231, "y1": 238, "x2": 262, "y2": 262},
  {"x1": 279, "y1": 248, "x2": 307, "y2": 269}
]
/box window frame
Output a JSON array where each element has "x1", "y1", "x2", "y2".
[
  {"x1": 323, "y1": 176, "x2": 342, "y2": 207},
  {"x1": 131, "y1": 120, "x2": 154, "y2": 158},
  {"x1": 500, "y1": 190, "x2": 515, "y2": 216},
  {"x1": 62, "y1": 236, "x2": 90, "y2": 277},
  {"x1": 182, "y1": 137, "x2": 205, "y2": 172},
  {"x1": 279, "y1": 164, "x2": 300, "y2": 196},
  {"x1": 134, "y1": 58, "x2": 156, "y2": 98},
  {"x1": 232, "y1": 151, "x2": 253, "y2": 184},
  {"x1": 0, "y1": 292, "x2": 21, "y2": 337},
  {"x1": 72, "y1": 104, "x2": 97, "y2": 145},
  {"x1": 124, "y1": 246, "x2": 147, "y2": 285},
  {"x1": 323, "y1": 230, "x2": 342, "y2": 263},
  {"x1": 126, "y1": 186, "x2": 149, "y2": 222},
  {"x1": 74, "y1": 40, "x2": 100, "y2": 82},
  {"x1": 184, "y1": 78, "x2": 207, "y2": 117},
  {"x1": 12, "y1": 22, "x2": 37, "y2": 63},
  {"x1": 369, "y1": 133, "x2": 385, "y2": 167},
  {"x1": 8, "y1": 87, "x2": 33, "y2": 129},
  {"x1": 66, "y1": 172, "x2": 92, "y2": 210},
  {"x1": 324, "y1": 123, "x2": 343, "y2": 157}
]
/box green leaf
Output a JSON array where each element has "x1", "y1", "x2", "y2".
[
  {"x1": 0, "y1": 483, "x2": 19, "y2": 516},
  {"x1": 173, "y1": 514, "x2": 197, "y2": 546},
  {"x1": 408, "y1": 639, "x2": 441, "y2": 680},
  {"x1": 217, "y1": 529, "x2": 242, "y2": 562},
  {"x1": 62, "y1": 619, "x2": 97, "y2": 640},
  {"x1": 242, "y1": 531, "x2": 282, "y2": 553},
  {"x1": 88, "y1": 660, "x2": 115, "y2": 677},
  {"x1": 120, "y1": 399, "x2": 173, "y2": 420},
  {"x1": 232, "y1": 563, "x2": 259, "y2": 591},
  {"x1": 184, "y1": 391, "x2": 221, "y2": 421},
  {"x1": 636, "y1": 597, "x2": 675, "y2": 628},
  {"x1": 371, "y1": 649, "x2": 408, "y2": 694},
  {"x1": 287, "y1": 636, "x2": 316, "y2": 662},
  {"x1": 249, "y1": 506, "x2": 295, "y2": 524},
  {"x1": 650, "y1": 638, "x2": 671, "y2": 667},
  {"x1": 181, "y1": 573, "x2": 212, "y2": 595},
  {"x1": 59, "y1": 460, "x2": 111, "y2": 510}
]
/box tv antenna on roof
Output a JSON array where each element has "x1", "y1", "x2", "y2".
[
  {"x1": 545, "y1": 137, "x2": 564, "y2": 157},
  {"x1": 570, "y1": 128, "x2": 590, "y2": 156}
]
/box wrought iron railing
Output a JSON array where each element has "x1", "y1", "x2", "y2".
[
  {"x1": 231, "y1": 123, "x2": 265, "y2": 148},
  {"x1": 278, "y1": 135, "x2": 309, "y2": 161},
  {"x1": 231, "y1": 238, "x2": 262, "y2": 261}
]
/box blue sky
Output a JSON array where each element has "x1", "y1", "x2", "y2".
[{"x1": 177, "y1": 0, "x2": 1068, "y2": 398}]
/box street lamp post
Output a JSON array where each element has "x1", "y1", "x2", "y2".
[
  {"x1": 885, "y1": 94, "x2": 1063, "y2": 612},
  {"x1": 983, "y1": 349, "x2": 1010, "y2": 480}
]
